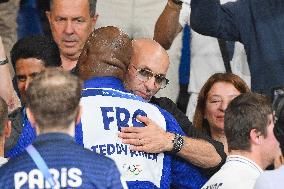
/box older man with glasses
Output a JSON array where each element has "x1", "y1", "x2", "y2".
[
  {"x1": 131, "y1": 65, "x2": 169, "y2": 88},
  {"x1": 121, "y1": 38, "x2": 226, "y2": 177},
  {"x1": 124, "y1": 39, "x2": 170, "y2": 101},
  {"x1": 75, "y1": 27, "x2": 207, "y2": 188}
]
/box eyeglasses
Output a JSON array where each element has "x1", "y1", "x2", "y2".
[{"x1": 131, "y1": 65, "x2": 169, "y2": 89}]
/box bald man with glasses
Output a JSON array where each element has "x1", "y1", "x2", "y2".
[
  {"x1": 75, "y1": 28, "x2": 208, "y2": 188},
  {"x1": 124, "y1": 40, "x2": 170, "y2": 101},
  {"x1": 130, "y1": 64, "x2": 169, "y2": 91},
  {"x1": 121, "y1": 39, "x2": 226, "y2": 177}
]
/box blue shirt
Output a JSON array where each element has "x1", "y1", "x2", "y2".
[
  {"x1": 75, "y1": 76, "x2": 207, "y2": 189},
  {"x1": 0, "y1": 133, "x2": 124, "y2": 189},
  {"x1": 191, "y1": 0, "x2": 284, "y2": 96},
  {"x1": 6, "y1": 108, "x2": 36, "y2": 158}
]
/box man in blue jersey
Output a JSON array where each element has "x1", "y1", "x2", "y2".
[
  {"x1": 75, "y1": 26, "x2": 207, "y2": 189},
  {"x1": 0, "y1": 68, "x2": 125, "y2": 189}
]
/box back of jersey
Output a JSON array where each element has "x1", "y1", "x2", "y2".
[{"x1": 78, "y1": 86, "x2": 167, "y2": 188}]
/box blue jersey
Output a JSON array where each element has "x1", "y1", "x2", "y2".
[
  {"x1": 5, "y1": 108, "x2": 36, "y2": 158},
  {"x1": 0, "y1": 133, "x2": 125, "y2": 189},
  {"x1": 75, "y1": 76, "x2": 207, "y2": 189}
]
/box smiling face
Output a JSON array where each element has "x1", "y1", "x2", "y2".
[
  {"x1": 15, "y1": 58, "x2": 45, "y2": 104},
  {"x1": 47, "y1": 0, "x2": 97, "y2": 61},
  {"x1": 205, "y1": 82, "x2": 241, "y2": 134}
]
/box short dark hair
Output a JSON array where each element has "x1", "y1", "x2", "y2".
[
  {"x1": 0, "y1": 97, "x2": 8, "y2": 136},
  {"x1": 50, "y1": 0, "x2": 97, "y2": 17},
  {"x1": 224, "y1": 93, "x2": 272, "y2": 151},
  {"x1": 11, "y1": 35, "x2": 61, "y2": 69},
  {"x1": 25, "y1": 68, "x2": 82, "y2": 130}
]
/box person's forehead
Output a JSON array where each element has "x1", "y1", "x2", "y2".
[
  {"x1": 51, "y1": 0, "x2": 90, "y2": 16},
  {"x1": 15, "y1": 58, "x2": 45, "y2": 72},
  {"x1": 207, "y1": 82, "x2": 240, "y2": 97},
  {"x1": 133, "y1": 50, "x2": 169, "y2": 75}
]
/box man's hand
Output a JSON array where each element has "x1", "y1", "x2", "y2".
[{"x1": 119, "y1": 115, "x2": 174, "y2": 153}]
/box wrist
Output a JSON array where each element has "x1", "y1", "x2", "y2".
[
  {"x1": 0, "y1": 57, "x2": 8, "y2": 66},
  {"x1": 170, "y1": 133, "x2": 184, "y2": 154},
  {"x1": 165, "y1": 132, "x2": 175, "y2": 152},
  {"x1": 168, "y1": 0, "x2": 183, "y2": 10},
  {"x1": 172, "y1": 0, "x2": 183, "y2": 6}
]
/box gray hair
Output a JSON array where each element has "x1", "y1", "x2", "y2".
[{"x1": 50, "y1": 0, "x2": 97, "y2": 17}]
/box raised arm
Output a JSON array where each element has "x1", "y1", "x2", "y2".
[
  {"x1": 190, "y1": 0, "x2": 242, "y2": 41},
  {"x1": 154, "y1": 0, "x2": 183, "y2": 50},
  {"x1": 0, "y1": 36, "x2": 20, "y2": 112}
]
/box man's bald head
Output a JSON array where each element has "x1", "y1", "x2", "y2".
[
  {"x1": 132, "y1": 39, "x2": 169, "y2": 70},
  {"x1": 124, "y1": 38, "x2": 170, "y2": 101},
  {"x1": 77, "y1": 26, "x2": 132, "y2": 81}
]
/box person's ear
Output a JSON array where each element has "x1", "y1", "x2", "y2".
[
  {"x1": 26, "y1": 108, "x2": 36, "y2": 128},
  {"x1": 4, "y1": 120, "x2": 11, "y2": 138},
  {"x1": 91, "y1": 13, "x2": 99, "y2": 29},
  {"x1": 26, "y1": 108, "x2": 40, "y2": 135},
  {"x1": 75, "y1": 106, "x2": 82, "y2": 125},
  {"x1": 250, "y1": 128, "x2": 262, "y2": 145},
  {"x1": 46, "y1": 11, "x2": 51, "y2": 24}
]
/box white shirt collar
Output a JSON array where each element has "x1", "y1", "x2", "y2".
[{"x1": 227, "y1": 155, "x2": 263, "y2": 174}]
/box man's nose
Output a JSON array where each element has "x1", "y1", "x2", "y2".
[
  {"x1": 145, "y1": 77, "x2": 156, "y2": 90},
  {"x1": 24, "y1": 77, "x2": 32, "y2": 91},
  {"x1": 64, "y1": 20, "x2": 75, "y2": 34}
]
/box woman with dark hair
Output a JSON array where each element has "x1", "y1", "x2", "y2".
[{"x1": 193, "y1": 72, "x2": 250, "y2": 153}]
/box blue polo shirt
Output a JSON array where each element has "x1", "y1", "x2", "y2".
[{"x1": 0, "y1": 133, "x2": 124, "y2": 189}]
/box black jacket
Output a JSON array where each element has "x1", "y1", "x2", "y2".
[{"x1": 150, "y1": 96, "x2": 226, "y2": 177}]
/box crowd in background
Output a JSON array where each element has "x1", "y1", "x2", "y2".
[{"x1": 0, "y1": 0, "x2": 284, "y2": 188}]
